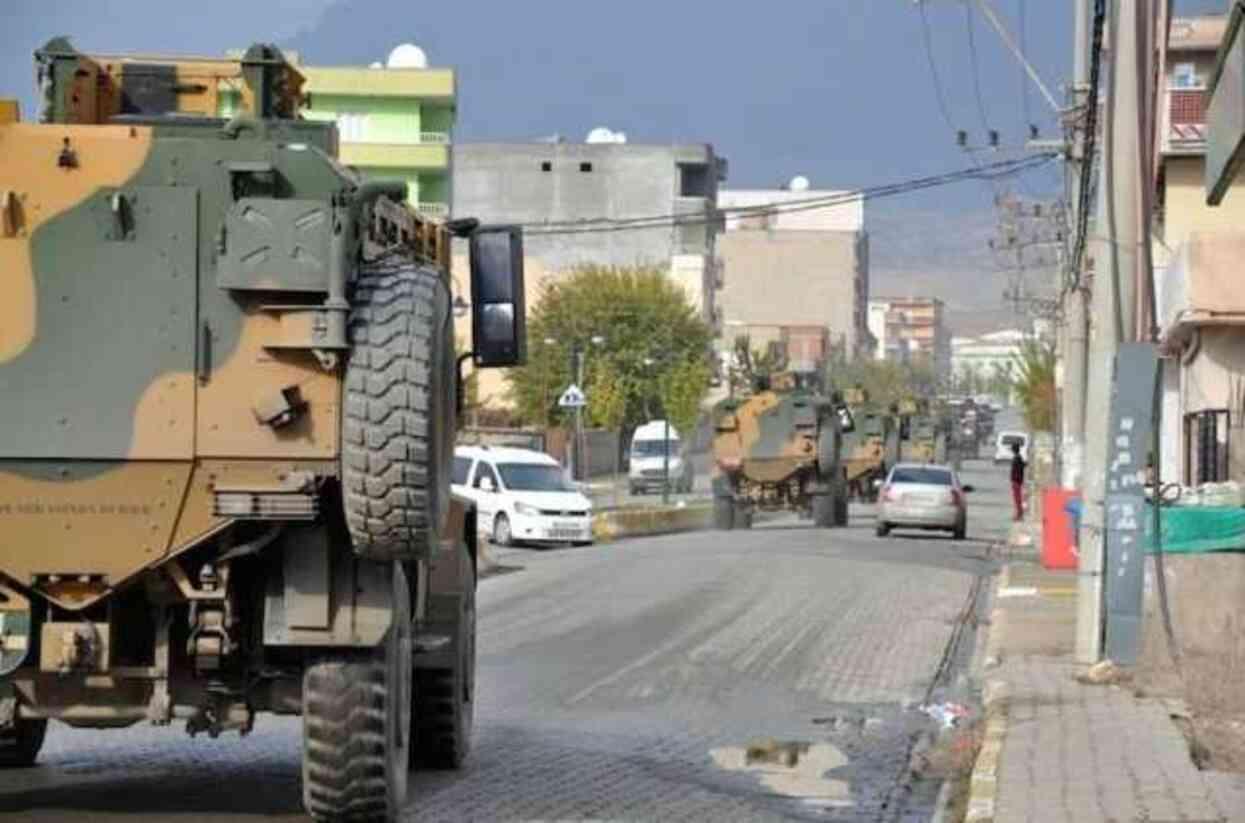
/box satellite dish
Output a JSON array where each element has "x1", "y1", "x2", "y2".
[
  {"x1": 386, "y1": 43, "x2": 428, "y2": 69},
  {"x1": 789, "y1": 175, "x2": 811, "y2": 192},
  {"x1": 586, "y1": 126, "x2": 617, "y2": 144}
]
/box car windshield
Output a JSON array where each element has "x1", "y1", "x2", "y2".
[
  {"x1": 496, "y1": 463, "x2": 574, "y2": 492},
  {"x1": 632, "y1": 439, "x2": 678, "y2": 457},
  {"x1": 890, "y1": 467, "x2": 953, "y2": 485},
  {"x1": 1002, "y1": 435, "x2": 1026, "y2": 447}
]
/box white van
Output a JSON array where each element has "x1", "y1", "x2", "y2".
[
  {"x1": 628, "y1": 420, "x2": 693, "y2": 495},
  {"x1": 994, "y1": 431, "x2": 1030, "y2": 465},
  {"x1": 452, "y1": 446, "x2": 594, "y2": 546}
]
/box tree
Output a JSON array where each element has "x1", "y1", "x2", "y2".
[
  {"x1": 726, "y1": 335, "x2": 788, "y2": 395},
  {"x1": 661, "y1": 358, "x2": 713, "y2": 440},
  {"x1": 1011, "y1": 338, "x2": 1056, "y2": 431},
  {"x1": 507, "y1": 264, "x2": 712, "y2": 429},
  {"x1": 830, "y1": 356, "x2": 941, "y2": 409}
]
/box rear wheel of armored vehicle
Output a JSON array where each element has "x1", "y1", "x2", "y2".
[
  {"x1": 835, "y1": 489, "x2": 849, "y2": 527},
  {"x1": 343, "y1": 262, "x2": 454, "y2": 562},
  {"x1": 0, "y1": 716, "x2": 47, "y2": 768},
  {"x1": 813, "y1": 493, "x2": 837, "y2": 528},
  {"x1": 415, "y1": 558, "x2": 476, "y2": 769},
  {"x1": 303, "y1": 562, "x2": 413, "y2": 822},
  {"x1": 714, "y1": 496, "x2": 735, "y2": 530}
]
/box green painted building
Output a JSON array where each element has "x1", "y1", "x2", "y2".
[{"x1": 300, "y1": 58, "x2": 455, "y2": 217}]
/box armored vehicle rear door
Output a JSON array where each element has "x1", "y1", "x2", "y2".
[{"x1": 0, "y1": 185, "x2": 198, "y2": 460}]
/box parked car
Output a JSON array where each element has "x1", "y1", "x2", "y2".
[
  {"x1": 875, "y1": 463, "x2": 973, "y2": 540},
  {"x1": 628, "y1": 420, "x2": 694, "y2": 495},
  {"x1": 452, "y1": 446, "x2": 594, "y2": 547},
  {"x1": 994, "y1": 431, "x2": 1030, "y2": 465}
]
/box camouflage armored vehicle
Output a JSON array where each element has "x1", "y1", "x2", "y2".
[
  {"x1": 711, "y1": 371, "x2": 850, "y2": 529},
  {"x1": 0, "y1": 40, "x2": 526, "y2": 821},
  {"x1": 840, "y1": 387, "x2": 900, "y2": 501},
  {"x1": 896, "y1": 397, "x2": 950, "y2": 464}
]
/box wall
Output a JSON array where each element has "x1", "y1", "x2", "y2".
[
  {"x1": 1164, "y1": 156, "x2": 1245, "y2": 249},
  {"x1": 453, "y1": 142, "x2": 721, "y2": 272},
  {"x1": 1180, "y1": 326, "x2": 1245, "y2": 480},
  {"x1": 303, "y1": 93, "x2": 422, "y2": 142},
  {"x1": 718, "y1": 230, "x2": 864, "y2": 355}
]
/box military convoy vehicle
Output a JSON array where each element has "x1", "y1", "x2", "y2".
[
  {"x1": 840, "y1": 387, "x2": 900, "y2": 501},
  {"x1": 896, "y1": 397, "x2": 950, "y2": 464},
  {"x1": 711, "y1": 371, "x2": 850, "y2": 529},
  {"x1": 0, "y1": 40, "x2": 526, "y2": 821}
]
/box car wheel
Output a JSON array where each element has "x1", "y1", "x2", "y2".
[
  {"x1": 875, "y1": 521, "x2": 891, "y2": 537},
  {"x1": 493, "y1": 513, "x2": 513, "y2": 547}
]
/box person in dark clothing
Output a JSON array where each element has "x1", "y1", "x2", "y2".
[{"x1": 1010, "y1": 442, "x2": 1026, "y2": 521}]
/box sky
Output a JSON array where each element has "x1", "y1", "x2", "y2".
[{"x1": 2, "y1": 0, "x2": 1231, "y2": 331}]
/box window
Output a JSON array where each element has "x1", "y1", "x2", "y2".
[
  {"x1": 473, "y1": 462, "x2": 500, "y2": 490},
  {"x1": 496, "y1": 463, "x2": 574, "y2": 492},
  {"x1": 678, "y1": 163, "x2": 711, "y2": 197},
  {"x1": 1172, "y1": 62, "x2": 1201, "y2": 89},
  {"x1": 540, "y1": 161, "x2": 553, "y2": 172},
  {"x1": 890, "y1": 467, "x2": 953, "y2": 485},
  {"x1": 334, "y1": 112, "x2": 368, "y2": 142},
  {"x1": 1184, "y1": 409, "x2": 1230, "y2": 484},
  {"x1": 452, "y1": 457, "x2": 472, "y2": 486},
  {"x1": 579, "y1": 162, "x2": 593, "y2": 172}
]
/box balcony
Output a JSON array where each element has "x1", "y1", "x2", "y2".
[{"x1": 1163, "y1": 86, "x2": 1208, "y2": 155}]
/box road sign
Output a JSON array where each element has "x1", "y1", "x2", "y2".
[{"x1": 558, "y1": 384, "x2": 587, "y2": 409}]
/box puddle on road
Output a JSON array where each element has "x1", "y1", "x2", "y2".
[{"x1": 710, "y1": 739, "x2": 853, "y2": 809}]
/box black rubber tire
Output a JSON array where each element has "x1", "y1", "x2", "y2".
[
  {"x1": 303, "y1": 563, "x2": 412, "y2": 822},
  {"x1": 835, "y1": 493, "x2": 849, "y2": 527},
  {"x1": 876, "y1": 520, "x2": 891, "y2": 537},
  {"x1": 415, "y1": 559, "x2": 475, "y2": 769},
  {"x1": 817, "y1": 419, "x2": 841, "y2": 476},
  {"x1": 714, "y1": 496, "x2": 735, "y2": 530},
  {"x1": 343, "y1": 263, "x2": 453, "y2": 563},
  {"x1": 492, "y1": 513, "x2": 512, "y2": 547},
  {"x1": 813, "y1": 493, "x2": 835, "y2": 528},
  {"x1": 0, "y1": 716, "x2": 47, "y2": 768}
]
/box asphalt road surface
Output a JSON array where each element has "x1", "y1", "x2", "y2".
[{"x1": 0, "y1": 456, "x2": 1012, "y2": 822}]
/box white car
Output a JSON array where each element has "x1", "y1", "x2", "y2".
[
  {"x1": 628, "y1": 419, "x2": 693, "y2": 495},
  {"x1": 994, "y1": 431, "x2": 1030, "y2": 464},
  {"x1": 452, "y1": 446, "x2": 594, "y2": 547},
  {"x1": 875, "y1": 463, "x2": 973, "y2": 540}
]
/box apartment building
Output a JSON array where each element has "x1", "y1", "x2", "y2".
[{"x1": 866, "y1": 297, "x2": 951, "y2": 379}]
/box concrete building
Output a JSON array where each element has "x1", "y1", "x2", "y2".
[
  {"x1": 451, "y1": 139, "x2": 727, "y2": 408},
  {"x1": 300, "y1": 44, "x2": 455, "y2": 217},
  {"x1": 717, "y1": 185, "x2": 870, "y2": 361},
  {"x1": 950, "y1": 329, "x2": 1027, "y2": 385},
  {"x1": 867, "y1": 297, "x2": 951, "y2": 378},
  {"x1": 1152, "y1": 14, "x2": 1244, "y2": 486}
]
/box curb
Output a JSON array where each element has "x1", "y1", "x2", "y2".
[
  {"x1": 965, "y1": 565, "x2": 1013, "y2": 823},
  {"x1": 592, "y1": 505, "x2": 711, "y2": 542}
]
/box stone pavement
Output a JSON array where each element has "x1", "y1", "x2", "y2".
[{"x1": 968, "y1": 561, "x2": 1245, "y2": 823}]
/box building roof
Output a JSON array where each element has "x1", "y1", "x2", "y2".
[{"x1": 719, "y1": 188, "x2": 862, "y2": 232}]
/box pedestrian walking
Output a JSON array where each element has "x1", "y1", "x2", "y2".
[{"x1": 1010, "y1": 441, "x2": 1026, "y2": 521}]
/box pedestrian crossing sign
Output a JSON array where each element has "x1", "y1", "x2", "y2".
[{"x1": 558, "y1": 384, "x2": 587, "y2": 408}]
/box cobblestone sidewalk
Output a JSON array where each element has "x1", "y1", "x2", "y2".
[{"x1": 968, "y1": 561, "x2": 1245, "y2": 823}]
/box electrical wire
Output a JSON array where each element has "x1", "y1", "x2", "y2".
[
  {"x1": 918, "y1": 0, "x2": 959, "y2": 133},
  {"x1": 1019, "y1": 0, "x2": 1031, "y2": 134},
  {"x1": 1070, "y1": 0, "x2": 1108, "y2": 289},
  {"x1": 965, "y1": 2, "x2": 993, "y2": 137},
  {"x1": 521, "y1": 154, "x2": 1057, "y2": 236}
]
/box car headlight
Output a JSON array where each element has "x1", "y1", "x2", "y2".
[{"x1": 514, "y1": 502, "x2": 540, "y2": 516}]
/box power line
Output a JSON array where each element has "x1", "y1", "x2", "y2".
[
  {"x1": 1069, "y1": 0, "x2": 1108, "y2": 289},
  {"x1": 964, "y1": 2, "x2": 993, "y2": 137},
  {"x1": 918, "y1": 0, "x2": 959, "y2": 133},
  {"x1": 523, "y1": 154, "x2": 1057, "y2": 236}
]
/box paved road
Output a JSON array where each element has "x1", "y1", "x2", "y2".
[{"x1": 0, "y1": 459, "x2": 1011, "y2": 822}]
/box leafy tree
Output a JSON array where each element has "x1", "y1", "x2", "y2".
[
  {"x1": 507, "y1": 264, "x2": 712, "y2": 429},
  {"x1": 1011, "y1": 338, "x2": 1056, "y2": 431},
  {"x1": 587, "y1": 359, "x2": 627, "y2": 431},
  {"x1": 726, "y1": 335, "x2": 788, "y2": 394},
  {"x1": 829, "y1": 356, "x2": 941, "y2": 409},
  {"x1": 661, "y1": 358, "x2": 713, "y2": 439}
]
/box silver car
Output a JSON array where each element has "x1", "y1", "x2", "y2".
[{"x1": 875, "y1": 463, "x2": 973, "y2": 540}]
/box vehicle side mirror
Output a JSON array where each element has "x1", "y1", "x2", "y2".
[
  {"x1": 479, "y1": 476, "x2": 495, "y2": 493},
  {"x1": 468, "y1": 225, "x2": 526, "y2": 368}
]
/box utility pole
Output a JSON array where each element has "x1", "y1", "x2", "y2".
[
  {"x1": 1062, "y1": 0, "x2": 1092, "y2": 492},
  {"x1": 1076, "y1": 0, "x2": 1148, "y2": 664}
]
